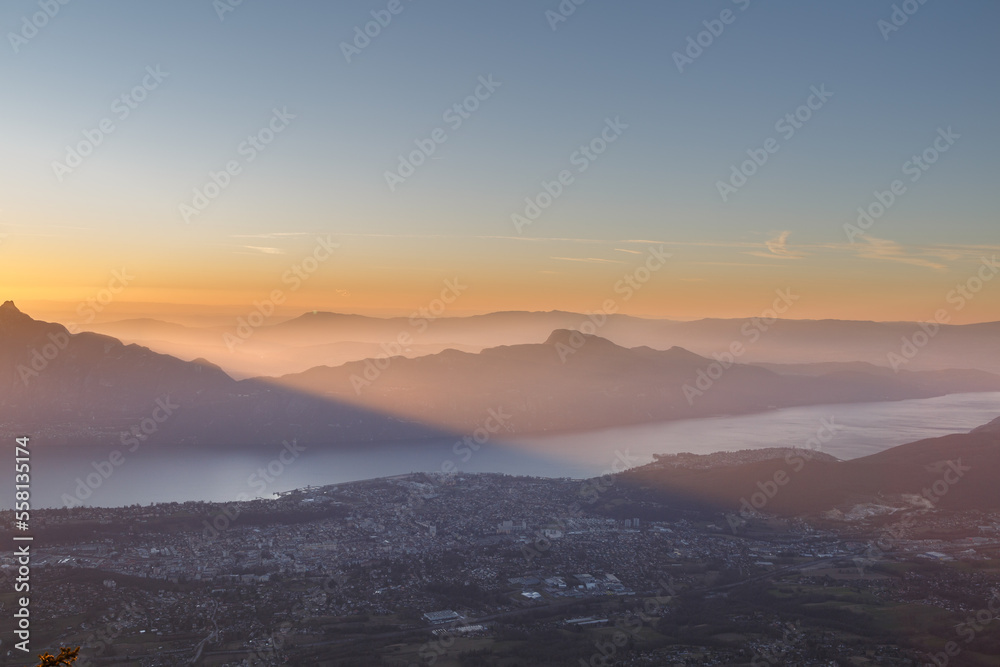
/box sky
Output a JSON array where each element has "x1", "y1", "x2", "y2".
[{"x1": 1, "y1": 0, "x2": 998, "y2": 324}]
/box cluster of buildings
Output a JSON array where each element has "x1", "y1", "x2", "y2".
[{"x1": 1, "y1": 471, "x2": 998, "y2": 664}]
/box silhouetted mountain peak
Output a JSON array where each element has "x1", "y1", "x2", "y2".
[
  {"x1": 544, "y1": 328, "x2": 620, "y2": 350},
  {"x1": 663, "y1": 345, "x2": 709, "y2": 362},
  {"x1": 0, "y1": 300, "x2": 32, "y2": 326}
]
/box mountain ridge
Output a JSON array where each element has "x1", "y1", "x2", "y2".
[
  {"x1": 609, "y1": 419, "x2": 1000, "y2": 517},
  {"x1": 3, "y1": 303, "x2": 1000, "y2": 446},
  {"x1": 72, "y1": 305, "x2": 1000, "y2": 378}
]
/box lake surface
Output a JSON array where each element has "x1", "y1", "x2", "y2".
[{"x1": 8, "y1": 392, "x2": 998, "y2": 508}]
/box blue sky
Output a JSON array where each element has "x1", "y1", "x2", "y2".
[{"x1": 1, "y1": 0, "x2": 998, "y2": 321}]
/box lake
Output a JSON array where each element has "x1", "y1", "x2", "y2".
[{"x1": 9, "y1": 392, "x2": 998, "y2": 508}]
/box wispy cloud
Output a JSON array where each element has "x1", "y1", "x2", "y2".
[
  {"x1": 744, "y1": 230, "x2": 805, "y2": 260},
  {"x1": 2, "y1": 222, "x2": 94, "y2": 231},
  {"x1": 767, "y1": 230, "x2": 803, "y2": 257},
  {"x1": 240, "y1": 246, "x2": 286, "y2": 255},
  {"x1": 231, "y1": 232, "x2": 310, "y2": 239},
  {"x1": 221, "y1": 232, "x2": 992, "y2": 273},
  {"x1": 243, "y1": 232, "x2": 676, "y2": 247},
  {"x1": 550, "y1": 256, "x2": 626, "y2": 264},
  {"x1": 688, "y1": 261, "x2": 791, "y2": 268},
  {"x1": 620, "y1": 239, "x2": 671, "y2": 245},
  {"x1": 487, "y1": 235, "x2": 669, "y2": 245},
  {"x1": 0, "y1": 222, "x2": 94, "y2": 238},
  {"x1": 852, "y1": 236, "x2": 947, "y2": 271}
]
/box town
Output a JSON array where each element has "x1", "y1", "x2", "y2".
[{"x1": 2, "y1": 468, "x2": 999, "y2": 665}]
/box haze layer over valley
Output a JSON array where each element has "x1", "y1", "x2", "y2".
[
  {"x1": 4, "y1": 302, "x2": 999, "y2": 448},
  {"x1": 77, "y1": 309, "x2": 1000, "y2": 379}
]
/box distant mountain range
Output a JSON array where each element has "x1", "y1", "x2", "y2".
[
  {"x1": 610, "y1": 420, "x2": 1000, "y2": 517},
  {"x1": 80, "y1": 309, "x2": 1000, "y2": 378},
  {"x1": 3, "y1": 301, "x2": 999, "y2": 446},
  {"x1": 81, "y1": 314, "x2": 481, "y2": 379},
  {"x1": 0, "y1": 301, "x2": 445, "y2": 446},
  {"x1": 270, "y1": 328, "x2": 1000, "y2": 433}
]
